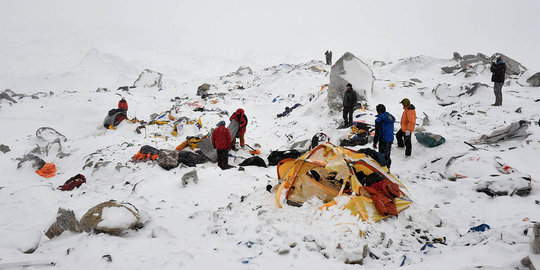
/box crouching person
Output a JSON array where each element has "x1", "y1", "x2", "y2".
[
  {"x1": 103, "y1": 98, "x2": 129, "y2": 129},
  {"x1": 212, "y1": 121, "x2": 231, "y2": 170}
]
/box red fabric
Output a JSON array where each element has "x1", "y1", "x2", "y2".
[
  {"x1": 61, "y1": 174, "x2": 86, "y2": 191},
  {"x1": 212, "y1": 125, "x2": 231, "y2": 150},
  {"x1": 369, "y1": 179, "x2": 403, "y2": 199},
  {"x1": 116, "y1": 115, "x2": 127, "y2": 123},
  {"x1": 364, "y1": 186, "x2": 398, "y2": 216},
  {"x1": 118, "y1": 100, "x2": 128, "y2": 111},
  {"x1": 230, "y1": 108, "x2": 247, "y2": 136}
]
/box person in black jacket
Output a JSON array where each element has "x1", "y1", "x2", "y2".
[
  {"x1": 490, "y1": 56, "x2": 507, "y2": 106},
  {"x1": 325, "y1": 50, "x2": 332, "y2": 65},
  {"x1": 342, "y1": 83, "x2": 357, "y2": 127}
]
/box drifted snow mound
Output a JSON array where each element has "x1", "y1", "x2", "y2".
[
  {"x1": 79, "y1": 200, "x2": 140, "y2": 235},
  {"x1": 133, "y1": 69, "x2": 163, "y2": 88},
  {"x1": 328, "y1": 52, "x2": 374, "y2": 110}
]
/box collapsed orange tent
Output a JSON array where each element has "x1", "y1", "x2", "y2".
[{"x1": 275, "y1": 143, "x2": 412, "y2": 222}]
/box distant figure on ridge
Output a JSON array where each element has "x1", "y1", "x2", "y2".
[
  {"x1": 325, "y1": 50, "x2": 333, "y2": 65},
  {"x1": 342, "y1": 83, "x2": 357, "y2": 128},
  {"x1": 230, "y1": 108, "x2": 248, "y2": 150},
  {"x1": 212, "y1": 121, "x2": 231, "y2": 170},
  {"x1": 396, "y1": 98, "x2": 416, "y2": 157},
  {"x1": 490, "y1": 55, "x2": 506, "y2": 106},
  {"x1": 373, "y1": 104, "x2": 395, "y2": 168}
]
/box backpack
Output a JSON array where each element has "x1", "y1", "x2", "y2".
[
  {"x1": 415, "y1": 132, "x2": 446, "y2": 147},
  {"x1": 132, "y1": 145, "x2": 160, "y2": 162},
  {"x1": 239, "y1": 156, "x2": 267, "y2": 167},
  {"x1": 59, "y1": 174, "x2": 86, "y2": 191},
  {"x1": 340, "y1": 132, "x2": 369, "y2": 147},
  {"x1": 267, "y1": 150, "x2": 303, "y2": 166},
  {"x1": 177, "y1": 150, "x2": 209, "y2": 167}
]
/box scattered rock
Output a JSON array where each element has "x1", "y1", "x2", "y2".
[
  {"x1": 0, "y1": 89, "x2": 17, "y2": 103},
  {"x1": 531, "y1": 223, "x2": 540, "y2": 254},
  {"x1": 328, "y1": 52, "x2": 374, "y2": 110},
  {"x1": 452, "y1": 52, "x2": 462, "y2": 61},
  {"x1": 96, "y1": 87, "x2": 109, "y2": 92},
  {"x1": 441, "y1": 66, "x2": 462, "y2": 74},
  {"x1": 101, "y1": 254, "x2": 112, "y2": 263},
  {"x1": 16, "y1": 154, "x2": 46, "y2": 170},
  {"x1": 117, "y1": 86, "x2": 129, "y2": 91},
  {"x1": 372, "y1": 61, "x2": 386, "y2": 67},
  {"x1": 45, "y1": 208, "x2": 83, "y2": 239},
  {"x1": 181, "y1": 170, "x2": 199, "y2": 187},
  {"x1": 197, "y1": 83, "x2": 211, "y2": 97},
  {"x1": 344, "y1": 258, "x2": 363, "y2": 265},
  {"x1": 157, "y1": 149, "x2": 180, "y2": 170},
  {"x1": 526, "y1": 72, "x2": 540, "y2": 87},
  {"x1": 133, "y1": 69, "x2": 163, "y2": 88},
  {"x1": 235, "y1": 66, "x2": 253, "y2": 76},
  {"x1": 521, "y1": 256, "x2": 536, "y2": 270},
  {"x1": 410, "y1": 78, "x2": 422, "y2": 83},
  {"x1": 278, "y1": 247, "x2": 290, "y2": 255},
  {"x1": 79, "y1": 200, "x2": 140, "y2": 235},
  {"x1": 0, "y1": 144, "x2": 10, "y2": 153}
]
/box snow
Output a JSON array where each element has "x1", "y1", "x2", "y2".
[
  {"x1": 97, "y1": 207, "x2": 138, "y2": 230},
  {"x1": 1, "y1": 0, "x2": 540, "y2": 269}
]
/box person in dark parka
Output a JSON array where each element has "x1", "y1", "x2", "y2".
[
  {"x1": 373, "y1": 104, "x2": 395, "y2": 168},
  {"x1": 490, "y1": 56, "x2": 507, "y2": 106},
  {"x1": 342, "y1": 83, "x2": 357, "y2": 127},
  {"x1": 212, "y1": 121, "x2": 231, "y2": 170},
  {"x1": 325, "y1": 50, "x2": 332, "y2": 65}
]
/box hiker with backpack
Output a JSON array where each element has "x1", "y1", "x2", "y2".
[
  {"x1": 103, "y1": 98, "x2": 129, "y2": 129},
  {"x1": 230, "y1": 108, "x2": 248, "y2": 150},
  {"x1": 373, "y1": 104, "x2": 395, "y2": 168},
  {"x1": 396, "y1": 98, "x2": 416, "y2": 157},
  {"x1": 212, "y1": 121, "x2": 231, "y2": 170},
  {"x1": 342, "y1": 83, "x2": 357, "y2": 128},
  {"x1": 490, "y1": 56, "x2": 507, "y2": 106}
]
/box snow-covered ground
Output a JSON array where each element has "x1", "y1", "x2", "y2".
[{"x1": 1, "y1": 1, "x2": 540, "y2": 269}]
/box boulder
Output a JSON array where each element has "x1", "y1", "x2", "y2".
[
  {"x1": 452, "y1": 52, "x2": 462, "y2": 61},
  {"x1": 158, "y1": 149, "x2": 180, "y2": 170},
  {"x1": 197, "y1": 83, "x2": 211, "y2": 97},
  {"x1": 328, "y1": 52, "x2": 374, "y2": 110},
  {"x1": 79, "y1": 200, "x2": 140, "y2": 235},
  {"x1": 526, "y1": 72, "x2": 540, "y2": 87},
  {"x1": 0, "y1": 144, "x2": 10, "y2": 153},
  {"x1": 133, "y1": 69, "x2": 163, "y2": 88},
  {"x1": 45, "y1": 208, "x2": 82, "y2": 239},
  {"x1": 181, "y1": 170, "x2": 199, "y2": 187},
  {"x1": 530, "y1": 223, "x2": 540, "y2": 254},
  {"x1": 235, "y1": 66, "x2": 253, "y2": 76}
]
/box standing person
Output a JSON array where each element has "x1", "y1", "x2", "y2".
[
  {"x1": 490, "y1": 56, "x2": 506, "y2": 106},
  {"x1": 342, "y1": 83, "x2": 357, "y2": 128},
  {"x1": 373, "y1": 104, "x2": 395, "y2": 168},
  {"x1": 212, "y1": 121, "x2": 231, "y2": 170},
  {"x1": 396, "y1": 98, "x2": 416, "y2": 157},
  {"x1": 230, "y1": 108, "x2": 248, "y2": 150},
  {"x1": 325, "y1": 50, "x2": 333, "y2": 65}
]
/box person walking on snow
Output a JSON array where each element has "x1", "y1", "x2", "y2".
[
  {"x1": 396, "y1": 98, "x2": 416, "y2": 157},
  {"x1": 342, "y1": 83, "x2": 357, "y2": 128},
  {"x1": 490, "y1": 56, "x2": 506, "y2": 106},
  {"x1": 325, "y1": 50, "x2": 332, "y2": 65},
  {"x1": 373, "y1": 104, "x2": 395, "y2": 168},
  {"x1": 230, "y1": 108, "x2": 248, "y2": 150},
  {"x1": 212, "y1": 121, "x2": 231, "y2": 170}
]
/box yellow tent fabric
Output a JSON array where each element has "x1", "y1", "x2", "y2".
[{"x1": 276, "y1": 143, "x2": 412, "y2": 221}]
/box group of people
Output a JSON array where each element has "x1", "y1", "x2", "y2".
[{"x1": 212, "y1": 108, "x2": 248, "y2": 170}]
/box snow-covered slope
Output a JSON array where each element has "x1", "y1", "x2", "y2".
[{"x1": 1, "y1": 50, "x2": 540, "y2": 269}]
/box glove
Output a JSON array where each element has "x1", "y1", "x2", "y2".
[
  {"x1": 373, "y1": 143, "x2": 377, "y2": 149},
  {"x1": 405, "y1": 130, "x2": 411, "y2": 136}
]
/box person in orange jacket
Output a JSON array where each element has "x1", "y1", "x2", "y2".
[
  {"x1": 396, "y1": 98, "x2": 416, "y2": 157},
  {"x1": 212, "y1": 121, "x2": 231, "y2": 170}
]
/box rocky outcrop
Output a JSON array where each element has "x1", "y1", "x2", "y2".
[
  {"x1": 526, "y1": 72, "x2": 540, "y2": 87},
  {"x1": 442, "y1": 52, "x2": 527, "y2": 76},
  {"x1": 133, "y1": 69, "x2": 163, "y2": 88},
  {"x1": 327, "y1": 52, "x2": 374, "y2": 110},
  {"x1": 235, "y1": 66, "x2": 253, "y2": 76},
  {"x1": 197, "y1": 83, "x2": 211, "y2": 97},
  {"x1": 45, "y1": 208, "x2": 82, "y2": 239}
]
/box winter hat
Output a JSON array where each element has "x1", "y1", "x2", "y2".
[
  {"x1": 217, "y1": 121, "x2": 226, "y2": 126},
  {"x1": 346, "y1": 83, "x2": 352, "y2": 89},
  {"x1": 376, "y1": 104, "x2": 386, "y2": 114},
  {"x1": 400, "y1": 98, "x2": 410, "y2": 107}
]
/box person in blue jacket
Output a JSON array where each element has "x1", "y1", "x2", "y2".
[{"x1": 373, "y1": 104, "x2": 395, "y2": 168}]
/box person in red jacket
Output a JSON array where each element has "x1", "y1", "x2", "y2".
[
  {"x1": 212, "y1": 121, "x2": 231, "y2": 170},
  {"x1": 229, "y1": 108, "x2": 248, "y2": 150}
]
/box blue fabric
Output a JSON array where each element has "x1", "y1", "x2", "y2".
[
  {"x1": 469, "y1": 223, "x2": 490, "y2": 232},
  {"x1": 375, "y1": 112, "x2": 395, "y2": 142},
  {"x1": 497, "y1": 58, "x2": 504, "y2": 64}
]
